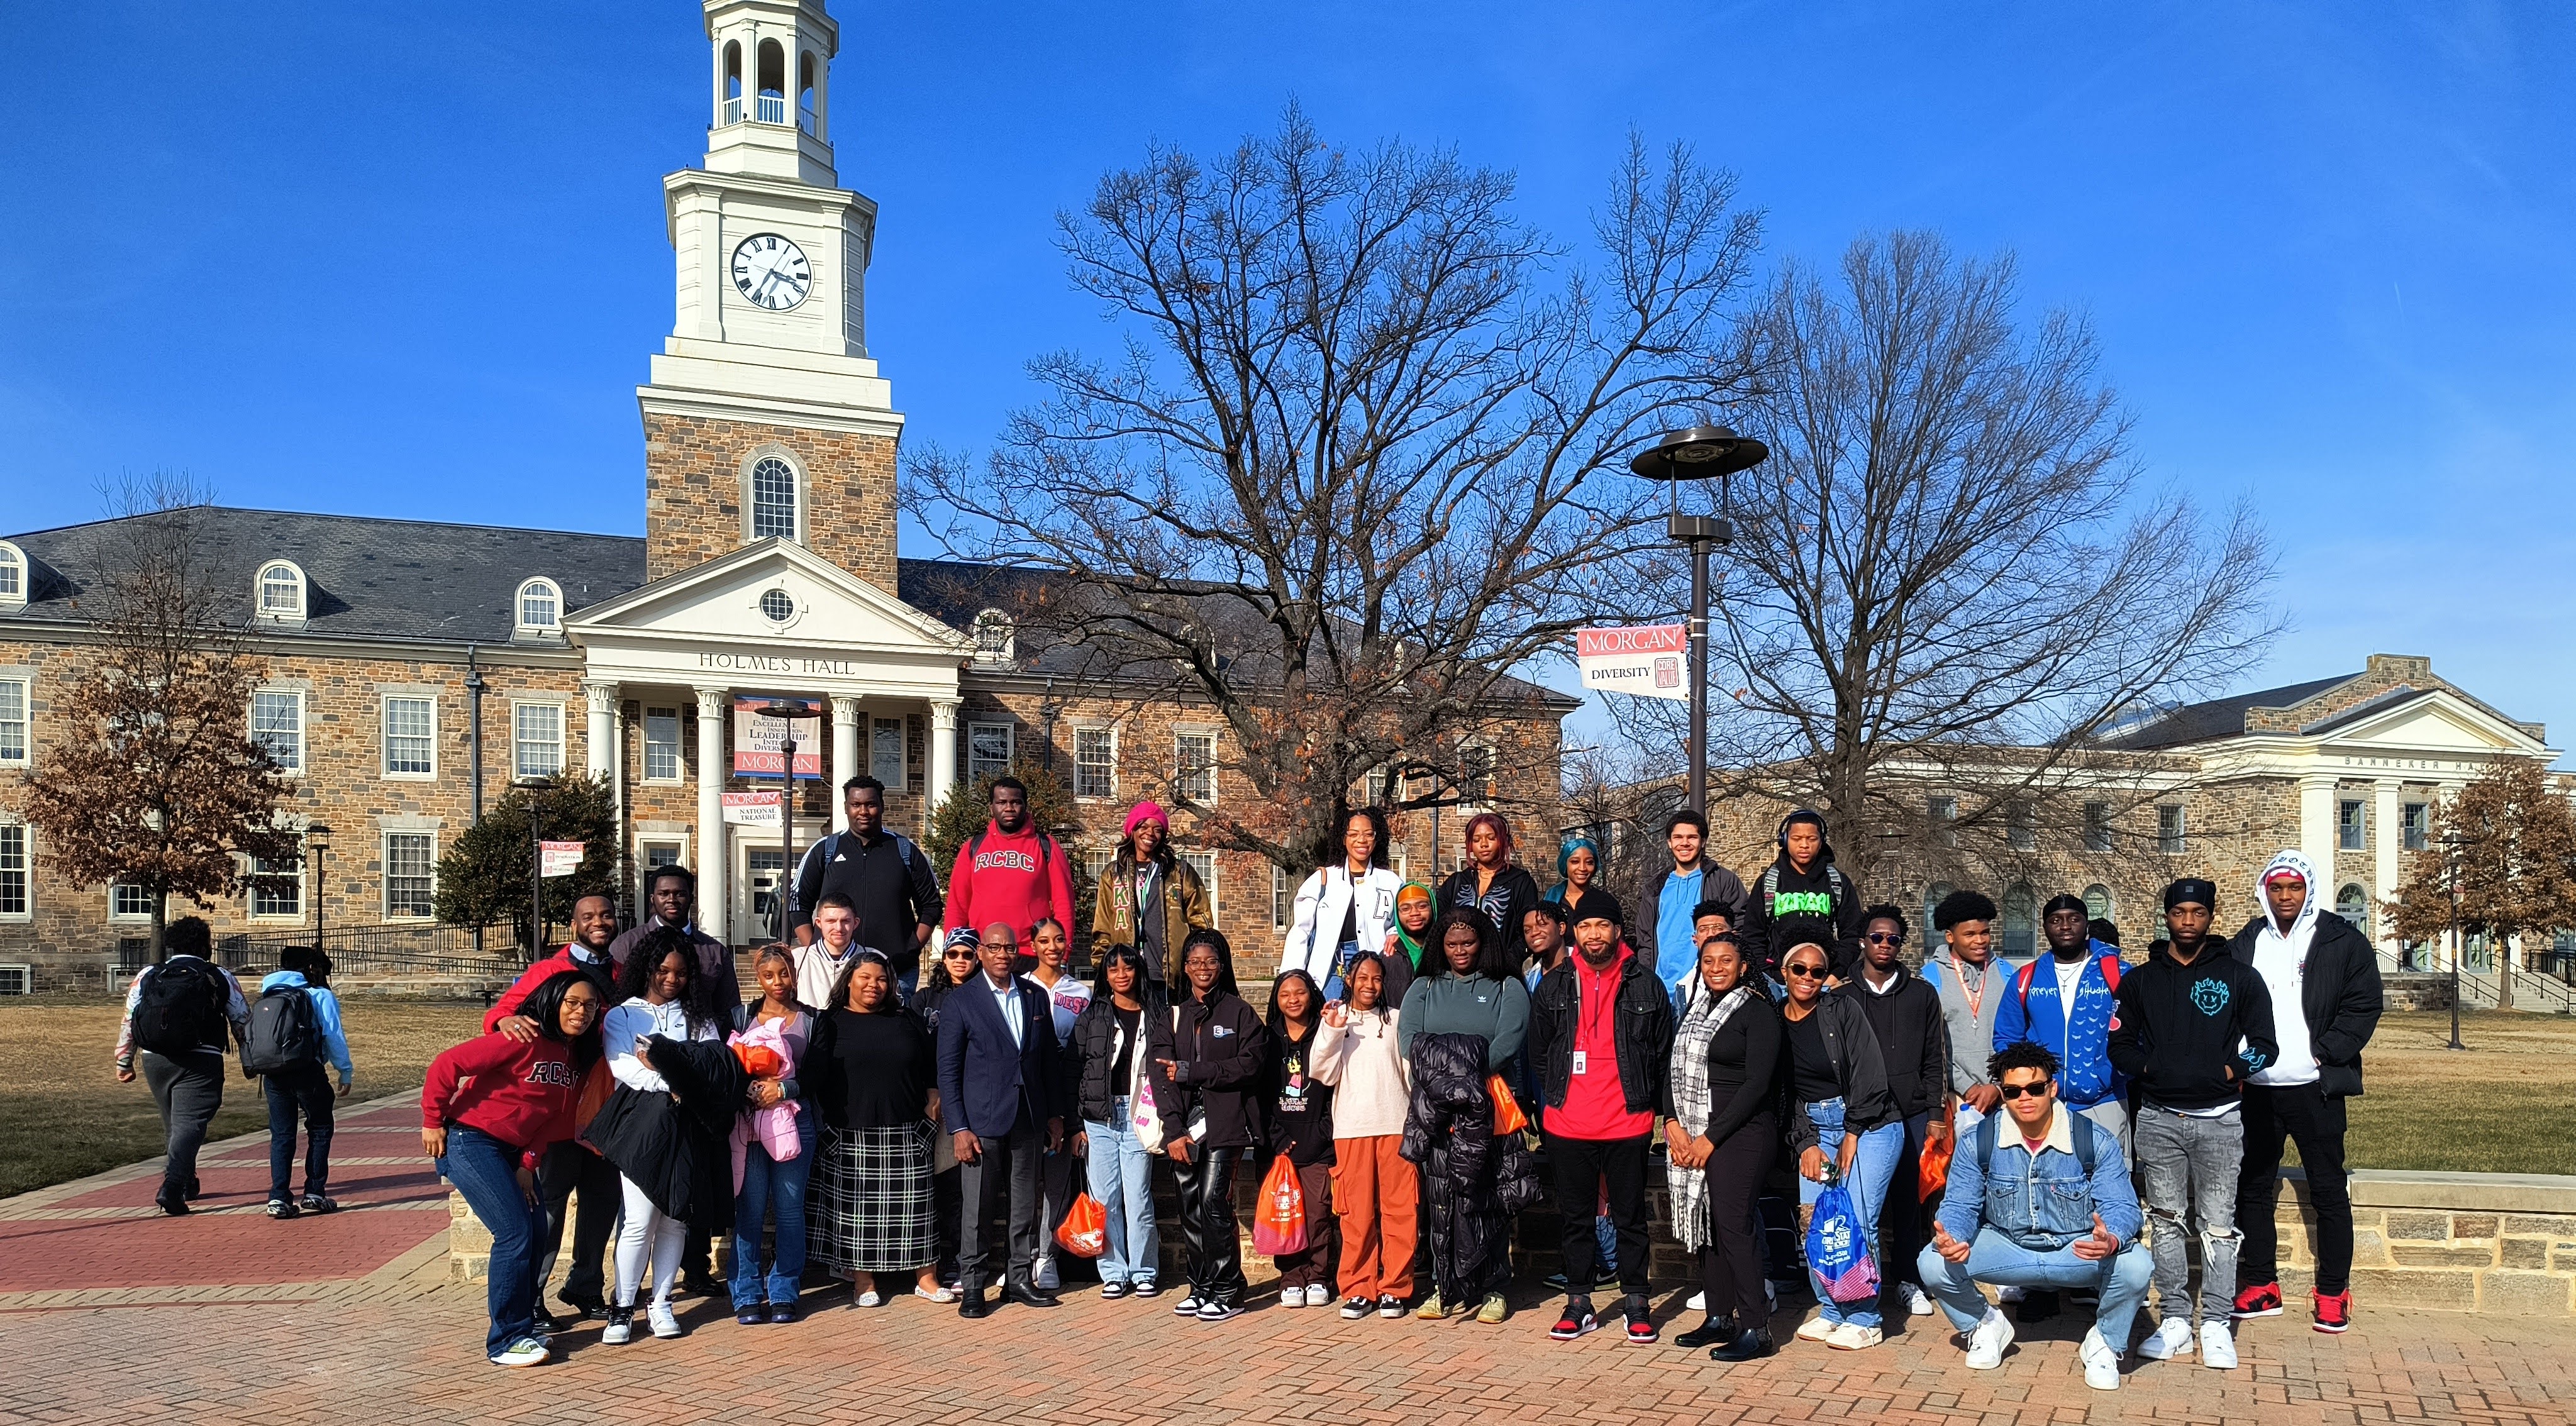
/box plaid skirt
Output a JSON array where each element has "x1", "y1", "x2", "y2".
[{"x1": 810, "y1": 1120, "x2": 936, "y2": 1273}]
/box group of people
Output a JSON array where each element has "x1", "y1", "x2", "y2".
[{"x1": 239, "y1": 771, "x2": 2375, "y2": 1386}]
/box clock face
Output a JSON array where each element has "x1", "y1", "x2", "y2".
[{"x1": 731, "y1": 233, "x2": 812, "y2": 311}]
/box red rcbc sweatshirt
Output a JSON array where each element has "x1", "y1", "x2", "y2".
[
  {"x1": 421, "y1": 1033, "x2": 584, "y2": 1166},
  {"x1": 943, "y1": 820, "x2": 1076, "y2": 942}
]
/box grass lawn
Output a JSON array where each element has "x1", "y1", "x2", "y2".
[
  {"x1": 2331, "y1": 1009, "x2": 2576, "y2": 1174},
  {"x1": 0, "y1": 995, "x2": 487, "y2": 1199}
]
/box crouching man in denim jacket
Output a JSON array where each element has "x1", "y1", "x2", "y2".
[{"x1": 1918, "y1": 1041, "x2": 2152, "y2": 1391}]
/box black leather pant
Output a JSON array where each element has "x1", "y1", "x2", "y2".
[{"x1": 1173, "y1": 1147, "x2": 1246, "y2": 1305}]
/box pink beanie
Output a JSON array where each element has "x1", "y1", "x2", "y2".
[{"x1": 1124, "y1": 800, "x2": 1169, "y2": 836}]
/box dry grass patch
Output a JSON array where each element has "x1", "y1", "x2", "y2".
[{"x1": 2332, "y1": 1009, "x2": 2576, "y2": 1173}]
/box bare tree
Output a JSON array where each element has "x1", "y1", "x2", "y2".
[
  {"x1": 904, "y1": 109, "x2": 1763, "y2": 874},
  {"x1": 2386, "y1": 758, "x2": 2576, "y2": 1011},
  {"x1": 21, "y1": 473, "x2": 303, "y2": 959},
  {"x1": 1609, "y1": 232, "x2": 2277, "y2": 887}
]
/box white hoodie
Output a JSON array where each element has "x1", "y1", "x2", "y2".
[{"x1": 2248, "y1": 849, "x2": 2321, "y2": 1087}]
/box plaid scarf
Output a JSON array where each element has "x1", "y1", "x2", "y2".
[{"x1": 1665, "y1": 983, "x2": 1754, "y2": 1253}]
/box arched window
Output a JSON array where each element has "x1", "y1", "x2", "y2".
[
  {"x1": 255, "y1": 560, "x2": 306, "y2": 621},
  {"x1": 2336, "y1": 883, "x2": 2368, "y2": 921},
  {"x1": 748, "y1": 455, "x2": 799, "y2": 540},
  {"x1": 515, "y1": 578, "x2": 561, "y2": 636},
  {"x1": 971, "y1": 608, "x2": 1014, "y2": 666},
  {"x1": 2083, "y1": 883, "x2": 2113, "y2": 920},
  {"x1": 2001, "y1": 882, "x2": 2036, "y2": 957},
  {"x1": 0, "y1": 541, "x2": 25, "y2": 609}
]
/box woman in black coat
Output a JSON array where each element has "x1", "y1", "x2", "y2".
[
  {"x1": 1665, "y1": 934, "x2": 1784, "y2": 1361},
  {"x1": 1777, "y1": 937, "x2": 1901, "y2": 1349},
  {"x1": 1435, "y1": 812, "x2": 1545, "y2": 972},
  {"x1": 1147, "y1": 929, "x2": 1269, "y2": 1322}
]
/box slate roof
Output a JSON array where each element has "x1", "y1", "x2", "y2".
[{"x1": 2101, "y1": 673, "x2": 2357, "y2": 749}]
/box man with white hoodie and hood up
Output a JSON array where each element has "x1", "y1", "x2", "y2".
[{"x1": 2223, "y1": 850, "x2": 2383, "y2": 1336}]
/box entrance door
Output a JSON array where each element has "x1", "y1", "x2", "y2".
[{"x1": 736, "y1": 844, "x2": 789, "y2": 946}]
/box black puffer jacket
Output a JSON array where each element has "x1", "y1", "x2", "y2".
[
  {"x1": 1069, "y1": 991, "x2": 1165, "y2": 1125},
  {"x1": 584, "y1": 1036, "x2": 745, "y2": 1225},
  {"x1": 1401, "y1": 1031, "x2": 1543, "y2": 1303},
  {"x1": 2225, "y1": 910, "x2": 2384, "y2": 1098},
  {"x1": 1148, "y1": 990, "x2": 1270, "y2": 1150}
]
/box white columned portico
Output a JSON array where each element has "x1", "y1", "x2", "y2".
[
  {"x1": 2297, "y1": 773, "x2": 2336, "y2": 893},
  {"x1": 831, "y1": 695, "x2": 863, "y2": 831},
  {"x1": 584, "y1": 680, "x2": 619, "y2": 779},
  {"x1": 930, "y1": 697, "x2": 960, "y2": 813},
  {"x1": 2373, "y1": 778, "x2": 2401, "y2": 942},
  {"x1": 696, "y1": 685, "x2": 729, "y2": 928}
]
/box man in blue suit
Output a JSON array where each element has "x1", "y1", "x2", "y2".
[{"x1": 936, "y1": 920, "x2": 1068, "y2": 1316}]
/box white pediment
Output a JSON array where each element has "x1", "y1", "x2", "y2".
[
  {"x1": 2316, "y1": 690, "x2": 2556, "y2": 760},
  {"x1": 566, "y1": 539, "x2": 970, "y2": 697}
]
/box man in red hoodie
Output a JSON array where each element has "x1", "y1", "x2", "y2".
[{"x1": 945, "y1": 777, "x2": 1075, "y2": 952}]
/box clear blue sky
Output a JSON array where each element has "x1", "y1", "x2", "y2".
[{"x1": 4, "y1": 3, "x2": 2571, "y2": 749}]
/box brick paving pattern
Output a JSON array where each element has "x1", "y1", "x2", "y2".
[{"x1": 2, "y1": 1107, "x2": 2567, "y2": 1426}]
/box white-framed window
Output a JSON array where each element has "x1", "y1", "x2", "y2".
[
  {"x1": 871, "y1": 716, "x2": 905, "y2": 785},
  {"x1": 1080, "y1": 846, "x2": 1114, "y2": 892},
  {"x1": 252, "y1": 688, "x2": 305, "y2": 773},
  {"x1": 2338, "y1": 799, "x2": 2367, "y2": 852},
  {"x1": 111, "y1": 884, "x2": 156, "y2": 920},
  {"x1": 384, "y1": 831, "x2": 437, "y2": 919},
  {"x1": 514, "y1": 578, "x2": 562, "y2": 637},
  {"x1": 638, "y1": 838, "x2": 687, "y2": 900},
  {"x1": 1182, "y1": 850, "x2": 1217, "y2": 919},
  {"x1": 2006, "y1": 799, "x2": 2036, "y2": 852},
  {"x1": 248, "y1": 855, "x2": 303, "y2": 919},
  {"x1": 643, "y1": 706, "x2": 683, "y2": 782},
  {"x1": 1363, "y1": 766, "x2": 1390, "y2": 809},
  {"x1": 513, "y1": 702, "x2": 564, "y2": 781},
  {"x1": 0, "y1": 965, "x2": 27, "y2": 995},
  {"x1": 1174, "y1": 731, "x2": 1217, "y2": 805},
  {"x1": 2336, "y1": 883, "x2": 2369, "y2": 920},
  {"x1": 0, "y1": 676, "x2": 27, "y2": 767},
  {"x1": 2157, "y1": 804, "x2": 2186, "y2": 855},
  {"x1": 1272, "y1": 863, "x2": 1291, "y2": 932},
  {"x1": 971, "y1": 609, "x2": 1015, "y2": 666},
  {"x1": 2000, "y1": 883, "x2": 2035, "y2": 956},
  {"x1": 749, "y1": 455, "x2": 800, "y2": 541},
  {"x1": 1074, "y1": 725, "x2": 1118, "y2": 799},
  {"x1": 2402, "y1": 801, "x2": 2430, "y2": 852},
  {"x1": 967, "y1": 721, "x2": 1014, "y2": 782},
  {"x1": 383, "y1": 695, "x2": 436, "y2": 778},
  {"x1": 255, "y1": 560, "x2": 306, "y2": 621},
  {"x1": 1928, "y1": 795, "x2": 1957, "y2": 848},
  {"x1": 1457, "y1": 739, "x2": 1497, "y2": 805},
  {"x1": 2082, "y1": 801, "x2": 2111, "y2": 853},
  {"x1": 0, "y1": 540, "x2": 25, "y2": 609},
  {"x1": 0, "y1": 824, "x2": 28, "y2": 919}
]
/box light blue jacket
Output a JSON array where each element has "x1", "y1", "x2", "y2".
[
  {"x1": 1936, "y1": 1102, "x2": 2141, "y2": 1251},
  {"x1": 258, "y1": 970, "x2": 353, "y2": 1085}
]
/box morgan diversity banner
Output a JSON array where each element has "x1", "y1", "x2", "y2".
[{"x1": 1575, "y1": 624, "x2": 1690, "y2": 702}]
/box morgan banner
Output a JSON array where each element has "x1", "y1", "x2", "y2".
[{"x1": 1575, "y1": 624, "x2": 1690, "y2": 702}]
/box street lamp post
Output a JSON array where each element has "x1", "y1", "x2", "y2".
[
  {"x1": 305, "y1": 822, "x2": 333, "y2": 961},
  {"x1": 758, "y1": 699, "x2": 820, "y2": 943},
  {"x1": 1629, "y1": 426, "x2": 1769, "y2": 814}
]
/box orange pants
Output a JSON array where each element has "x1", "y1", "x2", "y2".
[{"x1": 1330, "y1": 1134, "x2": 1418, "y2": 1300}]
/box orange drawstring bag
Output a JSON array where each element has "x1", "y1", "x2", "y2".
[{"x1": 1053, "y1": 1193, "x2": 1109, "y2": 1258}]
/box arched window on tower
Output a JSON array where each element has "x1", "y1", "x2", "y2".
[
  {"x1": 749, "y1": 456, "x2": 799, "y2": 541},
  {"x1": 757, "y1": 39, "x2": 787, "y2": 123},
  {"x1": 723, "y1": 40, "x2": 743, "y2": 125},
  {"x1": 798, "y1": 51, "x2": 818, "y2": 133}
]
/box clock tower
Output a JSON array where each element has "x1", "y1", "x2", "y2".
[{"x1": 637, "y1": 0, "x2": 902, "y2": 592}]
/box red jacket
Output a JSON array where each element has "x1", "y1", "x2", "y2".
[
  {"x1": 421, "y1": 1032, "x2": 584, "y2": 1165},
  {"x1": 483, "y1": 944, "x2": 616, "y2": 1034},
  {"x1": 944, "y1": 821, "x2": 1076, "y2": 942}
]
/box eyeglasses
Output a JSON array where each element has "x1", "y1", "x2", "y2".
[
  {"x1": 1865, "y1": 932, "x2": 1903, "y2": 946},
  {"x1": 942, "y1": 949, "x2": 977, "y2": 960},
  {"x1": 1782, "y1": 963, "x2": 1829, "y2": 980},
  {"x1": 1996, "y1": 1081, "x2": 2052, "y2": 1100}
]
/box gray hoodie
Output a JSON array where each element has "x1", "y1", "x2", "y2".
[{"x1": 1923, "y1": 944, "x2": 2019, "y2": 1097}]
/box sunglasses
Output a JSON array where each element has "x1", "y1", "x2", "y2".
[
  {"x1": 942, "y1": 948, "x2": 979, "y2": 960},
  {"x1": 1783, "y1": 963, "x2": 1829, "y2": 980},
  {"x1": 1865, "y1": 932, "x2": 1903, "y2": 946},
  {"x1": 1996, "y1": 1081, "x2": 2052, "y2": 1100}
]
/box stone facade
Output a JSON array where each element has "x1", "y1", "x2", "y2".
[
  {"x1": 642, "y1": 412, "x2": 899, "y2": 594},
  {"x1": 2269, "y1": 1169, "x2": 2576, "y2": 1315}
]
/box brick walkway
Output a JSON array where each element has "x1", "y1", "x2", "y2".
[{"x1": 2, "y1": 1112, "x2": 2567, "y2": 1426}]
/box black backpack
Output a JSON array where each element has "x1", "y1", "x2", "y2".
[
  {"x1": 131, "y1": 959, "x2": 228, "y2": 1056},
  {"x1": 242, "y1": 983, "x2": 321, "y2": 1075}
]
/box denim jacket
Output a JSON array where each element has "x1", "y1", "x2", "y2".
[{"x1": 1935, "y1": 1102, "x2": 2142, "y2": 1252}]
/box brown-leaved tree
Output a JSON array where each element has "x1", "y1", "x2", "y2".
[{"x1": 2386, "y1": 757, "x2": 2576, "y2": 1011}]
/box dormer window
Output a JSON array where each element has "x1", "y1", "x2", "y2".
[
  {"x1": 972, "y1": 609, "x2": 1015, "y2": 666},
  {"x1": 515, "y1": 578, "x2": 562, "y2": 638},
  {"x1": 255, "y1": 560, "x2": 306, "y2": 622},
  {"x1": 0, "y1": 541, "x2": 25, "y2": 611}
]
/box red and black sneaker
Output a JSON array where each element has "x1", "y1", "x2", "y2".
[
  {"x1": 2312, "y1": 1288, "x2": 2352, "y2": 1334},
  {"x1": 2231, "y1": 1282, "x2": 2284, "y2": 1319},
  {"x1": 1624, "y1": 1305, "x2": 1658, "y2": 1346},
  {"x1": 1549, "y1": 1300, "x2": 1599, "y2": 1341}
]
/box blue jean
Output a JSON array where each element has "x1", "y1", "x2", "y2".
[
  {"x1": 264, "y1": 1063, "x2": 335, "y2": 1200},
  {"x1": 730, "y1": 1104, "x2": 817, "y2": 1308},
  {"x1": 438, "y1": 1125, "x2": 543, "y2": 1358},
  {"x1": 1085, "y1": 1099, "x2": 1160, "y2": 1285},
  {"x1": 1916, "y1": 1229, "x2": 2153, "y2": 1346},
  {"x1": 1797, "y1": 1097, "x2": 1904, "y2": 1329}
]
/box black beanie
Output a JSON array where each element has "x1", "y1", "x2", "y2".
[
  {"x1": 2041, "y1": 893, "x2": 2089, "y2": 922},
  {"x1": 2163, "y1": 878, "x2": 2217, "y2": 911}
]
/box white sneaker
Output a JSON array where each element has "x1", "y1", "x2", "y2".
[
  {"x1": 1304, "y1": 1283, "x2": 1333, "y2": 1307},
  {"x1": 2200, "y1": 1319, "x2": 2238, "y2": 1370},
  {"x1": 2080, "y1": 1327, "x2": 2123, "y2": 1390},
  {"x1": 1824, "y1": 1321, "x2": 1882, "y2": 1351},
  {"x1": 648, "y1": 1302, "x2": 682, "y2": 1339},
  {"x1": 2140, "y1": 1315, "x2": 2196, "y2": 1361},
  {"x1": 1901, "y1": 1281, "x2": 1936, "y2": 1317},
  {"x1": 1794, "y1": 1315, "x2": 1836, "y2": 1343},
  {"x1": 600, "y1": 1308, "x2": 633, "y2": 1345},
  {"x1": 1033, "y1": 1256, "x2": 1061, "y2": 1291},
  {"x1": 1686, "y1": 1290, "x2": 1707, "y2": 1311},
  {"x1": 489, "y1": 1336, "x2": 548, "y2": 1368},
  {"x1": 1281, "y1": 1286, "x2": 1307, "y2": 1308},
  {"x1": 1964, "y1": 1306, "x2": 2014, "y2": 1369}
]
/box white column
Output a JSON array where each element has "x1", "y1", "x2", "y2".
[
  {"x1": 929, "y1": 698, "x2": 961, "y2": 825},
  {"x1": 2297, "y1": 773, "x2": 2336, "y2": 893},
  {"x1": 2373, "y1": 778, "x2": 2401, "y2": 943},
  {"x1": 695, "y1": 686, "x2": 728, "y2": 936},
  {"x1": 584, "y1": 680, "x2": 619, "y2": 780},
  {"x1": 831, "y1": 695, "x2": 863, "y2": 832}
]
